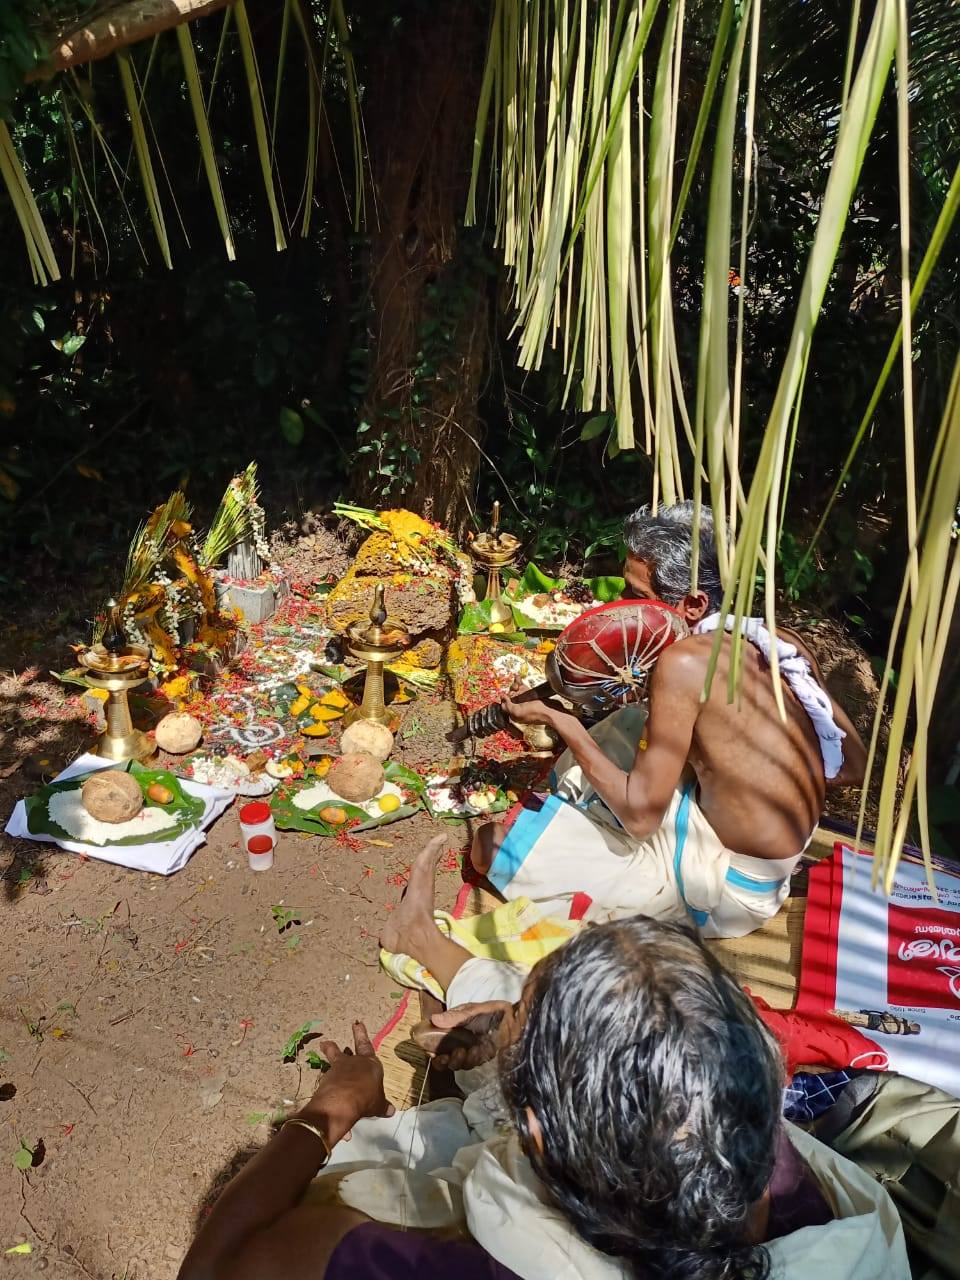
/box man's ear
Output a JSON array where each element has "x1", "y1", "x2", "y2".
[
  {"x1": 680, "y1": 590, "x2": 711, "y2": 623},
  {"x1": 524, "y1": 1108, "x2": 545, "y2": 1158}
]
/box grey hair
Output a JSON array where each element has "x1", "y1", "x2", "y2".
[
  {"x1": 623, "y1": 501, "x2": 724, "y2": 612},
  {"x1": 502, "y1": 917, "x2": 783, "y2": 1280}
]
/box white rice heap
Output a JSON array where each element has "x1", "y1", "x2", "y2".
[
  {"x1": 425, "y1": 777, "x2": 468, "y2": 815},
  {"x1": 512, "y1": 592, "x2": 586, "y2": 628},
  {"x1": 491, "y1": 652, "x2": 544, "y2": 689},
  {"x1": 425, "y1": 775, "x2": 499, "y2": 816},
  {"x1": 188, "y1": 755, "x2": 274, "y2": 795},
  {"x1": 48, "y1": 788, "x2": 178, "y2": 846},
  {"x1": 293, "y1": 778, "x2": 404, "y2": 818}
]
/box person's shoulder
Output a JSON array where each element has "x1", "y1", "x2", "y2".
[{"x1": 651, "y1": 634, "x2": 711, "y2": 690}]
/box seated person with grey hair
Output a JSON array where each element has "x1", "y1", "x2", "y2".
[
  {"x1": 178, "y1": 869, "x2": 906, "y2": 1280},
  {"x1": 458, "y1": 501, "x2": 866, "y2": 938}
]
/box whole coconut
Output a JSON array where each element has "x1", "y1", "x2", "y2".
[
  {"x1": 326, "y1": 752, "x2": 385, "y2": 803},
  {"x1": 155, "y1": 712, "x2": 203, "y2": 755},
  {"x1": 81, "y1": 770, "x2": 144, "y2": 824},
  {"x1": 340, "y1": 719, "x2": 394, "y2": 762}
]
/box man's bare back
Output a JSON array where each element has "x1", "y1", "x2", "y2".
[
  {"x1": 500, "y1": 619, "x2": 865, "y2": 866},
  {"x1": 679, "y1": 632, "x2": 825, "y2": 860}
]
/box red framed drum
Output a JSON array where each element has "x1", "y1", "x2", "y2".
[{"x1": 547, "y1": 599, "x2": 689, "y2": 711}]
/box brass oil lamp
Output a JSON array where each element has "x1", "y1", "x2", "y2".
[
  {"x1": 343, "y1": 584, "x2": 411, "y2": 730},
  {"x1": 470, "y1": 500, "x2": 520, "y2": 628},
  {"x1": 79, "y1": 600, "x2": 155, "y2": 762}
]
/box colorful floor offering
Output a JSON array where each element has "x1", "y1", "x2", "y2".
[{"x1": 17, "y1": 499, "x2": 952, "y2": 1139}]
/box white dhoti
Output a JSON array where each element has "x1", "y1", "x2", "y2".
[{"x1": 486, "y1": 707, "x2": 801, "y2": 939}]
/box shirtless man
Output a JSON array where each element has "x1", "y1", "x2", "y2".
[{"x1": 466, "y1": 502, "x2": 867, "y2": 938}]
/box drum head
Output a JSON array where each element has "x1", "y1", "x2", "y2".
[{"x1": 548, "y1": 600, "x2": 689, "y2": 710}]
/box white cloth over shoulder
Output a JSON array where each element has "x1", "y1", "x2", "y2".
[
  {"x1": 456, "y1": 1124, "x2": 909, "y2": 1280},
  {"x1": 694, "y1": 613, "x2": 846, "y2": 779},
  {"x1": 308, "y1": 956, "x2": 908, "y2": 1279}
]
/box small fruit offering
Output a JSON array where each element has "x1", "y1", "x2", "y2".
[
  {"x1": 310, "y1": 704, "x2": 343, "y2": 722},
  {"x1": 81, "y1": 770, "x2": 144, "y2": 824},
  {"x1": 327, "y1": 752, "x2": 385, "y2": 803},
  {"x1": 318, "y1": 805, "x2": 347, "y2": 825},
  {"x1": 466, "y1": 787, "x2": 498, "y2": 811},
  {"x1": 289, "y1": 693, "x2": 311, "y2": 718},
  {"x1": 377, "y1": 792, "x2": 401, "y2": 814},
  {"x1": 155, "y1": 713, "x2": 203, "y2": 755},
  {"x1": 146, "y1": 782, "x2": 174, "y2": 805},
  {"x1": 266, "y1": 759, "x2": 295, "y2": 780}
]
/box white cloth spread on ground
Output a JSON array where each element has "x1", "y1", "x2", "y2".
[
  {"x1": 306, "y1": 958, "x2": 910, "y2": 1280},
  {"x1": 5, "y1": 754, "x2": 232, "y2": 875},
  {"x1": 486, "y1": 707, "x2": 800, "y2": 939},
  {"x1": 694, "y1": 612, "x2": 846, "y2": 779}
]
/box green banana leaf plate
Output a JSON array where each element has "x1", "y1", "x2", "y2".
[
  {"x1": 25, "y1": 762, "x2": 206, "y2": 847},
  {"x1": 271, "y1": 761, "x2": 426, "y2": 837},
  {"x1": 423, "y1": 790, "x2": 511, "y2": 822}
]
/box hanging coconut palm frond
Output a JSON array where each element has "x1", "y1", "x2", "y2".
[
  {"x1": 467, "y1": 0, "x2": 960, "y2": 883},
  {"x1": 0, "y1": 0, "x2": 364, "y2": 276}
]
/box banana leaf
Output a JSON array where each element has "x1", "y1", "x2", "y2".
[
  {"x1": 423, "y1": 788, "x2": 511, "y2": 823},
  {"x1": 25, "y1": 763, "x2": 205, "y2": 847},
  {"x1": 271, "y1": 761, "x2": 425, "y2": 836},
  {"x1": 458, "y1": 599, "x2": 537, "y2": 634},
  {"x1": 513, "y1": 562, "x2": 563, "y2": 595},
  {"x1": 588, "y1": 575, "x2": 625, "y2": 601},
  {"x1": 511, "y1": 564, "x2": 625, "y2": 603}
]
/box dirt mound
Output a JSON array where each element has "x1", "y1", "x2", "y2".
[
  {"x1": 326, "y1": 573, "x2": 456, "y2": 638},
  {"x1": 394, "y1": 699, "x2": 460, "y2": 770},
  {"x1": 269, "y1": 517, "x2": 356, "y2": 585}
]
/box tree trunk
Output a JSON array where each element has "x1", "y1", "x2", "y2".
[{"x1": 355, "y1": 0, "x2": 490, "y2": 536}]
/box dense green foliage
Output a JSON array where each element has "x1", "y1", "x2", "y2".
[{"x1": 0, "y1": 0, "x2": 956, "y2": 657}]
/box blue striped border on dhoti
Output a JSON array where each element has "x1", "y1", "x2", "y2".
[{"x1": 487, "y1": 793, "x2": 565, "y2": 894}]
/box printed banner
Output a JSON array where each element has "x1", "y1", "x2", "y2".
[{"x1": 797, "y1": 843, "x2": 960, "y2": 1098}]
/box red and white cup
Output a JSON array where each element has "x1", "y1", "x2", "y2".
[
  {"x1": 247, "y1": 834, "x2": 275, "y2": 872},
  {"x1": 239, "y1": 800, "x2": 275, "y2": 845}
]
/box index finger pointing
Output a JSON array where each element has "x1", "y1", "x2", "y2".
[{"x1": 353, "y1": 1020, "x2": 375, "y2": 1057}]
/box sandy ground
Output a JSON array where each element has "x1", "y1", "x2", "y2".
[
  {"x1": 0, "y1": 547, "x2": 893, "y2": 1278},
  {"x1": 0, "y1": 667, "x2": 470, "y2": 1279}
]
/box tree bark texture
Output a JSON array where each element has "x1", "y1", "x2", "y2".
[{"x1": 355, "y1": 0, "x2": 490, "y2": 536}]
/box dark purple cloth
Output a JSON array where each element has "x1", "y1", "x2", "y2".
[
  {"x1": 766, "y1": 1127, "x2": 835, "y2": 1239},
  {"x1": 325, "y1": 1224, "x2": 521, "y2": 1279},
  {"x1": 324, "y1": 1127, "x2": 833, "y2": 1277}
]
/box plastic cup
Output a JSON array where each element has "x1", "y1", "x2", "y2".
[
  {"x1": 247, "y1": 834, "x2": 274, "y2": 872},
  {"x1": 239, "y1": 800, "x2": 275, "y2": 846}
]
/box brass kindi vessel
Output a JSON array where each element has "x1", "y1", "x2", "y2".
[
  {"x1": 470, "y1": 500, "x2": 520, "y2": 628},
  {"x1": 80, "y1": 600, "x2": 155, "y2": 762},
  {"x1": 343, "y1": 583, "x2": 411, "y2": 730}
]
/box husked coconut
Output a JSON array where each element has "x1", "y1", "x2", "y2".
[
  {"x1": 340, "y1": 719, "x2": 394, "y2": 762},
  {"x1": 326, "y1": 752, "x2": 384, "y2": 803},
  {"x1": 81, "y1": 770, "x2": 144, "y2": 824},
  {"x1": 155, "y1": 712, "x2": 202, "y2": 755}
]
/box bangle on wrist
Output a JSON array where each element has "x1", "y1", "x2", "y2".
[{"x1": 281, "y1": 1117, "x2": 331, "y2": 1163}]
